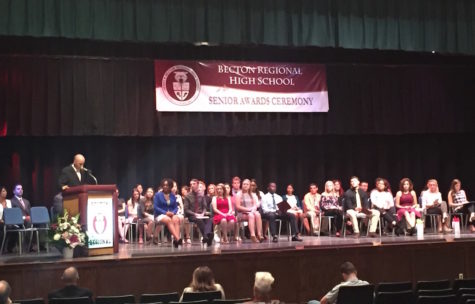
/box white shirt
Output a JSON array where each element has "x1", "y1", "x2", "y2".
[
  {"x1": 262, "y1": 192, "x2": 283, "y2": 213},
  {"x1": 286, "y1": 195, "x2": 298, "y2": 209},
  {"x1": 421, "y1": 190, "x2": 442, "y2": 209},
  {"x1": 72, "y1": 164, "x2": 81, "y2": 182},
  {"x1": 0, "y1": 199, "x2": 12, "y2": 219},
  {"x1": 370, "y1": 190, "x2": 394, "y2": 210}
]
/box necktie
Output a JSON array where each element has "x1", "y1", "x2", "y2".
[
  {"x1": 19, "y1": 198, "x2": 25, "y2": 209},
  {"x1": 272, "y1": 194, "x2": 276, "y2": 210},
  {"x1": 356, "y1": 191, "x2": 362, "y2": 209}
]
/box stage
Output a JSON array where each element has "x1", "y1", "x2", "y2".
[{"x1": 2, "y1": 232, "x2": 475, "y2": 303}]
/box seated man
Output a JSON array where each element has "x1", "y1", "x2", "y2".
[
  {"x1": 261, "y1": 183, "x2": 302, "y2": 242},
  {"x1": 343, "y1": 177, "x2": 380, "y2": 237},
  {"x1": 0, "y1": 280, "x2": 12, "y2": 304},
  {"x1": 184, "y1": 179, "x2": 213, "y2": 246},
  {"x1": 308, "y1": 262, "x2": 369, "y2": 304},
  {"x1": 48, "y1": 267, "x2": 93, "y2": 303}
]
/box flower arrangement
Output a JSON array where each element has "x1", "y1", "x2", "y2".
[{"x1": 50, "y1": 210, "x2": 87, "y2": 249}]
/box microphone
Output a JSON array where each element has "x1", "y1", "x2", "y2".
[{"x1": 82, "y1": 167, "x2": 92, "y2": 173}]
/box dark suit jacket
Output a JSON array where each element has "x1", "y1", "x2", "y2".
[
  {"x1": 10, "y1": 196, "x2": 31, "y2": 217},
  {"x1": 343, "y1": 188, "x2": 370, "y2": 211},
  {"x1": 58, "y1": 165, "x2": 92, "y2": 190},
  {"x1": 183, "y1": 192, "x2": 209, "y2": 218},
  {"x1": 48, "y1": 285, "x2": 93, "y2": 302}
]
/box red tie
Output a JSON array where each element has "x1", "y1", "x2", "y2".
[{"x1": 194, "y1": 192, "x2": 199, "y2": 213}]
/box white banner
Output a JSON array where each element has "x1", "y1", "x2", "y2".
[{"x1": 87, "y1": 197, "x2": 114, "y2": 249}]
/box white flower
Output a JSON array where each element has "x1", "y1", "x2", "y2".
[{"x1": 53, "y1": 234, "x2": 61, "y2": 241}]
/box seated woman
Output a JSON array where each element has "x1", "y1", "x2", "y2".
[
  {"x1": 153, "y1": 178, "x2": 182, "y2": 248},
  {"x1": 421, "y1": 179, "x2": 452, "y2": 233},
  {"x1": 282, "y1": 184, "x2": 306, "y2": 236},
  {"x1": 180, "y1": 266, "x2": 225, "y2": 301},
  {"x1": 173, "y1": 182, "x2": 191, "y2": 244},
  {"x1": 395, "y1": 178, "x2": 421, "y2": 235},
  {"x1": 123, "y1": 188, "x2": 140, "y2": 243},
  {"x1": 212, "y1": 183, "x2": 236, "y2": 243},
  {"x1": 448, "y1": 179, "x2": 475, "y2": 232},
  {"x1": 370, "y1": 178, "x2": 397, "y2": 233},
  {"x1": 236, "y1": 179, "x2": 264, "y2": 243},
  {"x1": 138, "y1": 187, "x2": 155, "y2": 244},
  {"x1": 320, "y1": 181, "x2": 343, "y2": 237}
]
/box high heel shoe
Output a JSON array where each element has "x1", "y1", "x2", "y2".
[
  {"x1": 173, "y1": 238, "x2": 183, "y2": 248},
  {"x1": 250, "y1": 236, "x2": 259, "y2": 243}
]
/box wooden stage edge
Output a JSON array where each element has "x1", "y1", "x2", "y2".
[{"x1": 2, "y1": 236, "x2": 475, "y2": 303}]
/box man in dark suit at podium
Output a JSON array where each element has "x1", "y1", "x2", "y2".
[
  {"x1": 58, "y1": 154, "x2": 96, "y2": 191},
  {"x1": 48, "y1": 267, "x2": 93, "y2": 303}
]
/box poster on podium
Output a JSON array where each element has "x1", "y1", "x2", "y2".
[{"x1": 87, "y1": 197, "x2": 114, "y2": 249}]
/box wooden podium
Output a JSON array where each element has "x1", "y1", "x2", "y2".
[{"x1": 63, "y1": 185, "x2": 119, "y2": 256}]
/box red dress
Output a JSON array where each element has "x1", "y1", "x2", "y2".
[
  {"x1": 213, "y1": 197, "x2": 237, "y2": 225},
  {"x1": 397, "y1": 193, "x2": 421, "y2": 221}
]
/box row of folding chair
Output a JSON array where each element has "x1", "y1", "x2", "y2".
[{"x1": 1, "y1": 206, "x2": 51, "y2": 255}]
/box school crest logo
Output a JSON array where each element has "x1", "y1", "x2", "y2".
[{"x1": 162, "y1": 65, "x2": 200, "y2": 106}]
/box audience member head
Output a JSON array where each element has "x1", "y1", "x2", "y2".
[
  {"x1": 427, "y1": 179, "x2": 438, "y2": 193},
  {"x1": 286, "y1": 184, "x2": 294, "y2": 195},
  {"x1": 450, "y1": 179, "x2": 462, "y2": 196},
  {"x1": 360, "y1": 181, "x2": 369, "y2": 193},
  {"x1": 181, "y1": 185, "x2": 190, "y2": 197},
  {"x1": 350, "y1": 176, "x2": 360, "y2": 190},
  {"x1": 0, "y1": 280, "x2": 12, "y2": 304},
  {"x1": 207, "y1": 184, "x2": 216, "y2": 197},
  {"x1": 333, "y1": 179, "x2": 344, "y2": 196},
  {"x1": 340, "y1": 261, "x2": 358, "y2": 281},
  {"x1": 253, "y1": 272, "x2": 275, "y2": 302},
  {"x1": 198, "y1": 181, "x2": 206, "y2": 195},
  {"x1": 144, "y1": 187, "x2": 154, "y2": 200},
  {"x1": 224, "y1": 183, "x2": 231, "y2": 196},
  {"x1": 190, "y1": 179, "x2": 199, "y2": 193},
  {"x1": 161, "y1": 178, "x2": 173, "y2": 194},
  {"x1": 241, "y1": 179, "x2": 251, "y2": 194},
  {"x1": 309, "y1": 183, "x2": 318, "y2": 195},
  {"x1": 231, "y1": 176, "x2": 241, "y2": 193},
  {"x1": 13, "y1": 184, "x2": 23, "y2": 198},
  {"x1": 171, "y1": 181, "x2": 179, "y2": 195},
  {"x1": 250, "y1": 179, "x2": 261, "y2": 200},
  {"x1": 135, "y1": 184, "x2": 143, "y2": 195},
  {"x1": 0, "y1": 186, "x2": 7, "y2": 201},
  {"x1": 61, "y1": 267, "x2": 80, "y2": 286},
  {"x1": 190, "y1": 266, "x2": 217, "y2": 292},
  {"x1": 324, "y1": 181, "x2": 334, "y2": 194},
  {"x1": 216, "y1": 183, "x2": 227, "y2": 198},
  {"x1": 72, "y1": 154, "x2": 85, "y2": 171},
  {"x1": 383, "y1": 178, "x2": 392, "y2": 194},
  {"x1": 130, "y1": 188, "x2": 140, "y2": 205},
  {"x1": 399, "y1": 178, "x2": 413, "y2": 192},
  {"x1": 375, "y1": 178, "x2": 386, "y2": 192},
  {"x1": 267, "y1": 182, "x2": 277, "y2": 194}
]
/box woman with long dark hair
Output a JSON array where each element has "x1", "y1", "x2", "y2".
[
  {"x1": 180, "y1": 266, "x2": 225, "y2": 301},
  {"x1": 448, "y1": 179, "x2": 475, "y2": 232},
  {"x1": 395, "y1": 178, "x2": 421, "y2": 235}
]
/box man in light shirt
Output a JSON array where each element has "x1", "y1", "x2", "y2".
[{"x1": 308, "y1": 262, "x2": 369, "y2": 304}]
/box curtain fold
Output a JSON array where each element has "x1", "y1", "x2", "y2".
[{"x1": 0, "y1": 0, "x2": 474, "y2": 55}]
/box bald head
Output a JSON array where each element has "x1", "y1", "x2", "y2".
[
  {"x1": 61, "y1": 267, "x2": 79, "y2": 285},
  {"x1": 73, "y1": 154, "x2": 85, "y2": 171},
  {"x1": 0, "y1": 280, "x2": 11, "y2": 304}
]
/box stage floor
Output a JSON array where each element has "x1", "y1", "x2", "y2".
[{"x1": 1, "y1": 231, "x2": 475, "y2": 264}]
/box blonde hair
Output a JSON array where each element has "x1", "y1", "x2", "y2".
[{"x1": 254, "y1": 272, "x2": 275, "y2": 294}]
